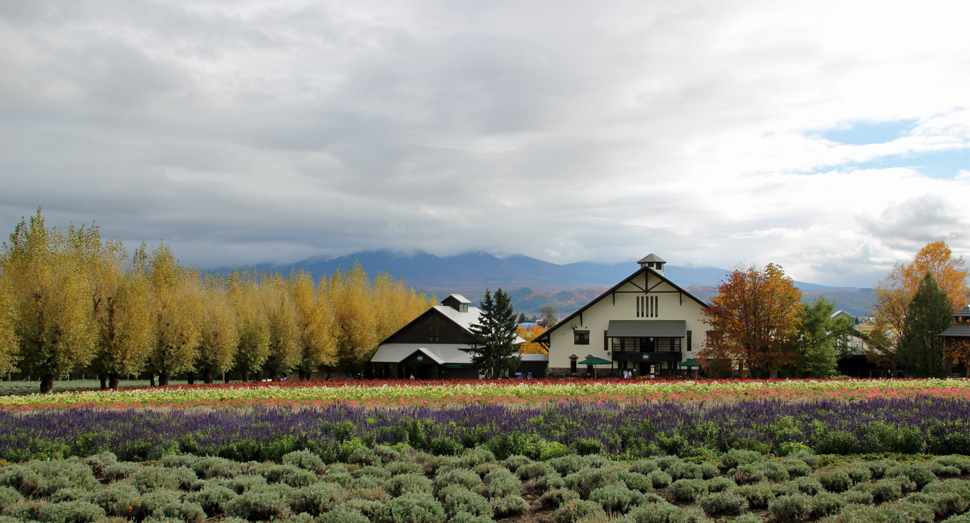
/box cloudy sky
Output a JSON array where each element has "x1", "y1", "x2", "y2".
[{"x1": 2, "y1": 0, "x2": 969, "y2": 287}]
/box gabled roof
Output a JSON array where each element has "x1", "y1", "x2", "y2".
[
  {"x1": 377, "y1": 302, "x2": 526, "y2": 346},
  {"x1": 534, "y1": 265, "x2": 709, "y2": 345},
  {"x1": 444, "y1": 294, "x2": 471, "y2": 304},
  {"x1": 639, "y1": 253, "x2": 666, "y2": 264},
  {"x1": 370, "y1": 344, "x2": 472, "y2": 364}
]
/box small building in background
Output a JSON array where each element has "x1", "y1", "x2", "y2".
[{"x1": 368, "y1": 294, "x2": 541, "y2": 379}]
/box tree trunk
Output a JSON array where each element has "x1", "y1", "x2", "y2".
[
  {"x1": 159, "y1": 372, "x2": 170, "y2": 387},
  {"x1": 187, "y1": 372, "x2": 195, "y2": 385},
  {"x1": 242, "y1": 371, "x2": 249, "y2": 382},
  {"x1": 99, "y1": 375, "x2": 108, "y2": 390},
  {"x1": 40, "y1": 373, "x2": 54, "y2": 394},
  {"x1": 108, "y1": 373, "x2": 119, "y2": 390},
  {"x1": 224, "y1": 373, "x2": 230, "y2": 384},
  {"x1": 203, "y1": 369, "x2": 214, "y2": 384},
  {"x1": 149, "y1": 375, "x2": 156, "y2": 387}
]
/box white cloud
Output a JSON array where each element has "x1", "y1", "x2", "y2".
[{"x1": 2, "y1": 0, "x2": 970, "y2": 287}]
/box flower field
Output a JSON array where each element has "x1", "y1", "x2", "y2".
[
  {"x1": 3, "y1": 378, "x2": 970, "y2": 523},
  {"x1": 2, "y1": 377, "x2": 970, "y2": 410}
]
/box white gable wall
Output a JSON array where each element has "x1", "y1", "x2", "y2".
[{"x1": 547, "y1": 275, "x2": 708, "y2": 370}]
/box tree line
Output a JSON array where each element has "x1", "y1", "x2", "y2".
[
  {"x1": 700, "y1": 241, "x2": 970, "y2": 378},
  {"x1": 0, "y1": 211, "x2": 435, "y2": 393}
]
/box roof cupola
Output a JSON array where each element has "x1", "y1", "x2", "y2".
[{"x1": 638, "y1": 254, "x2": 666, "y2": 275}]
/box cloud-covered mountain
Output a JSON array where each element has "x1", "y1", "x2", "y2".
[{"x1": 279, "y1": 250, "x2": 875, "y2": 316}]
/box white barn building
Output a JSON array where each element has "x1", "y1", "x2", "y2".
[{"x1": 534, "y1": 254, "x2": 710, "y2": 377}]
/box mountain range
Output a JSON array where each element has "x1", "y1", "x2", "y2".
[{"x1": 270, "y1": 250, "x2": 876, "y2": 318}]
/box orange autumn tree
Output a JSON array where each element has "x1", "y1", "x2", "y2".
[
  {"x1": 871, "y1": 241, "x2": 970, "y2": 367},
  {"x1": 517, "y1": 324, "x2": 548, "y2": 354},
  {"x1": 700, "y1": 263, "x2": 803, "y2": 378}
]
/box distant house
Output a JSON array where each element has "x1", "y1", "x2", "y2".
[
  {"x1": 368, "y1": 294, "x2": 538, "y2": 379},
  {"x1": 939, "y1": 305, "x2": 970, "y2": 377},
  {"x1": 533, "y1": 254, "x2": 710, "y2": 377}
]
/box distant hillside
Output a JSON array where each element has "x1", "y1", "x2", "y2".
[{"x1": 248, "y1": 249, "x2": 875, "y2": 317}]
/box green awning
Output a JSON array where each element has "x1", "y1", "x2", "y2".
[
  {"x1": 578, "y1": 357, "x2": 613, "y2": 365},
  {"x1": 679, "y1": 358, "x2": 699, "y2": 367}
]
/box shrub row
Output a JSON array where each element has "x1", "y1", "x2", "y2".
[{"x1": 2, "y1": 447, "x2": 970, "y2": 522}]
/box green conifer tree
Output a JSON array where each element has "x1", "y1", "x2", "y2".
[
  {"x1": 897, "y1": 273, "x2": 953, "y2": 378},
  {"x1": 465, "y1": 288, "x2": 520, "y2": 378}
]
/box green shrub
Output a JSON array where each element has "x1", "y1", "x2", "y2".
[
  {"x1": 838, "y1": 500, "x2": 934, "y2": 523},
  {"x1": 0, "y1": 486, "x2": 25, "y2": 508},
  {"x1": 187, "y1": 485, "x2": 237, "y2": 517},
  {"x1": 516, "y1": 462, "x2": 557, "y2": 482},
  {"x1": 51, "y1": 488, "x2": 84, "y2": 503},
  {"x1": 721, "y1": 450, "x2": 763, "y2": 469},
  {"x1": 865, "y1": 478, "x2": 905, "y2": 503},
  {"x1": 220, "y1": 473, "x2": 269, "y2": 494},
  {"x1": 846, "y1": 464, "x2": 873, "y2": 484},
  {"x1": 349, "y1": 475, "x2": 383, "y2": 491},
  {"x1": 648, "y1": 469, "x2": 673, "y2": 489},
  {"x1": 281, "y1": 450, "x2": 325, "y2": 473},
  {"x1": 668, "y1": 479, "x2": 708, "y2": 503},
  {"x1": 554, "y1": 499, "x2": 604, "y2": 523},
  {"x1": 629, "y1": 460, "x2": 659, "y2": 475},
  {"x1": 133, "y1": 466, "x2": 197, "y2": 493},
  {"x1": 83, "y1": 452, "x2": 118, "y2": 479},
  {"x1": 263, "y1": 464, "x2": 317, "y2": 488},
  {"x1": 83, "y1": 481, "x2": 141, "y2": 518},
  {"x1": 539, "y1": 488, "x2": 581, "y2": 509},
  {"x1": 224, "y1": 484, "x2": 292, "y2": 521},
  {"x1": 844, "y1": 488, "x2": 874, "y2": 504},
  {"x1": 868, "y1": 459, "x2": 901, "y2": 480},
  {"x1": 571, "y1": 438, "x2": 604, "y2": 456},
  {"x1": 196, "y1": 457, "x2": 249, "y2": 479},
  {"x1": 439, "y1": 485, "x2": 491, "y2": 518},
  {"x1": 316, "y1": 507, "x2": 371, "y2": 523},
  {"x1": 885, "y1": 464, "x2": 937, "y2": 489},
  {"x1": 459, "y1": 448, "x2": 497, "y2": 468},
  {"x1": 705, "y1": 476, "x2": 737, "y2": 493},
  {"x1": 548, "y1": 455, "x2": 591, "y2": 476},
  {"x1": 810, "y1": 492, "x2": 844, "y2": 518},
  {"x1": 490, "y1": 494, "x2": 529, "y2": 518},
  {"x1": 434, "y1": 468, "x2": 482, "y2": 495},
  {"x1": 386, "y1": 461, "x2": 425, "y2": 476},
  {"x1": 589, "y1": 482, "x2": 645, "y2": 514},
  {"x1": 35, "y1": 500, "x2": 106, "y2": 523},
  {"x1": 906, "y1": 491, "x2": 969, "y2": 519},
  {"x1": 0, "y1": 466, "x2": 41, "y2": 497},
  {"x1": 933, "y1": 455, "x2": 970, "y2": 475},
  {"x1": 697, "y1": 491, "x2": 748, "y2": 517},
  {"x1": 484, "y1": 469, "x2": 521, "y2": 499},
  {"x1": 817, "y1": 469, "x2": 853, "y2": 492},
  {"x1": 502, "y1": 455, "x2": 533, "y2": 473},
  {"x1": 373, "y1": 493, "x2": 446, "y2": 523},
  {"x1": 563, "y1": 467, "x2": 619, "y2": 499},
  {"x1": 767, "y1": 493, "x2": 811, "y2": 522},
  {"x1": 138, "y1": 489, "x2": 206, "y2": 523},
  {"x1": 734, "y1": 482, "x2": 775, "y2": 510},
  {"x1": 759, "y1": 461, "x2": 790, "y2": 482},
  {"x1": 730, "y1": 514, "x2": 763, "y2": 523},
  {"x1": 667, "y1": 462, "x2": 705, "y2": 481},
  {"x1": 102, "y1": 462, "x2": 141, "y2": 482},
  {"x1": 342, "y1": 498, "x2": 383, "y2": 519},
  {"x1": 944, "y1": 514, "x2": 970, "y2": 523},
  {"x1": 924, "y1": 478, "x2": 970, "y2": 502},
  {"x1": 347, "y1": 446, "x2": 381, "y2": 467},
  {"x1": 539, "y1": 441, "x2": 572, "y2": 461},
  {"x1": 626, "y1": 501, "x2": 686, "y2": 523},
  {"x1": 791, "y1": 476, "x2": 823, "y2": 496},
  {"x1": 286, "y1": 482, "x2": 342, "y2": 516},
  {"x1": 385, "y1": 473, "x2": 434, "y2": 497},
  {"x1": 429, "y1": 436, "x2": 464, "y2": 457},
  {"x1": 787, "y1": 450, "x2": 819, "y2": 468},
  {"x1": 731, "y1": 464, "x2": 765, "y2": 485},
  {"x1": 616, "y1": 471, "x2": 654, "y2": 493},
  {"x1": 20, "y1": 461, "x2": 100, "y2": 498},
  {"x1": 782, "y1": 458, "x2": 812, "y2": 478}
]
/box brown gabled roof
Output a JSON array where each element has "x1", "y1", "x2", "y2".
[{"x1": 533, "y1": 265, "x2": 710, "y2": 345}]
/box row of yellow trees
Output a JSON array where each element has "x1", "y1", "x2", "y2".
[{"x1": 0, "y1": 211, "x2": 435, "y2": 392}]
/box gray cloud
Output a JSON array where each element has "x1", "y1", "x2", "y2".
[{"x1": 3, "y1": 0, "x2": 970, "y2": 286}]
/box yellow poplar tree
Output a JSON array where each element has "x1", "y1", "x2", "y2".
[
  {"x1": 329, "y1": 263, "x2": 378, "y2": 369},
  {"x1": 290, "y1": 270, "x2": 336, "y2": 379},
  {"x1": 372, "y1": 270, "x2": 436, "y2": 350},
  {"x1": 260, "y1": 272, "x2": 301, "y2": 379},
  {"x1": 194, "y1": 274, "x2": 240, "y2": 383},
  {"x1": 77, "y1": 229, "x2": 155, "y2": 390},
  {"x1": 1, "y1": 210, "x2": 96, "y2": 393},
  {"x1": 229, "y1": 270, "x2": 270, "y2": 381},
  {"x1": 143, "y1": 243, "x2": 202, "y2": 386},
  {"x1": 0, "y1": 271, "x2": 19, "y2": 375}
]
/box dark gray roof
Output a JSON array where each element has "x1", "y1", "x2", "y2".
[
  {"x1": 607, "y1": 320, "x2": 687, "y2": 338},
  {"x1": 941, "y1": 324, "x2": 970, "y2": 337},
  {"x1": 639, "y1": 253, "x2": 666, "y2": 264},
  {"x1": 444, "y1": 294, "x2": 471, "y2": 304},
  {"x1": 954, "y1": 306, "x2": 970, "y2": 318}
]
